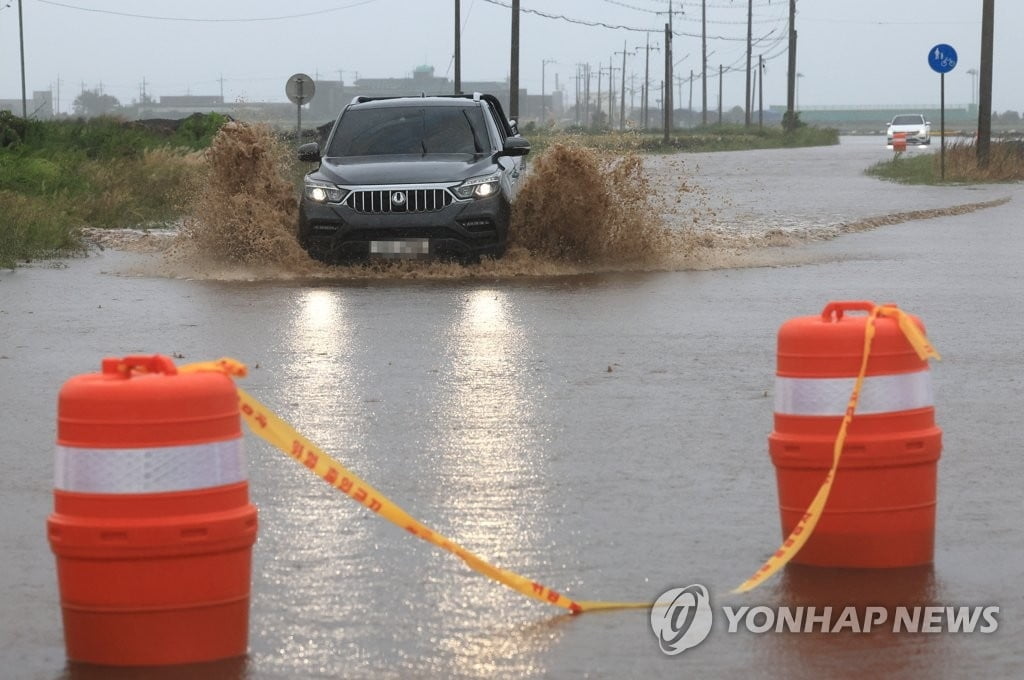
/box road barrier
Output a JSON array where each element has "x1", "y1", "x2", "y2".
[
  {"x1": 46, "y1": 304, "x2": 942, "y2": 650},
  {"x1": 734, "y1": 302, "x2": 941, "y2": 593},
  {"x1": 48, "y1": 355, "x2": 257, "y2": 666}
]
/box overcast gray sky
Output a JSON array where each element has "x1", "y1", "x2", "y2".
[{"x1": 0, "y1": 0, "x2": 1019, "y2": 114}]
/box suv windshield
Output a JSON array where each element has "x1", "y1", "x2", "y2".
[
  {"x1": 891, "y1": 115, "x2": 925, "y2": 126},
  {"x1": 328, "y1": 106, "x2": 490, "y2": 156}
]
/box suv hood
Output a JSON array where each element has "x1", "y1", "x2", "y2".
[{"x1": 317, "y1": 154, "x2": 498, "y2": 186}]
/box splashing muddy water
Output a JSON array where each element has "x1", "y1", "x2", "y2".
[
  {"x1": 161, "y1": 122, "x2": 313, "y2": 278},
  {"x1": 156, "y1": 124, "x2": 698, "y2": 280},
  {"x1": 138, "y1": 124, "x2": 1009, "y2": 281}
]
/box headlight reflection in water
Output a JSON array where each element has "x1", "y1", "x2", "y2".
[{"x1": 428, "y1": 289, "x2": 564, "y2": 677}]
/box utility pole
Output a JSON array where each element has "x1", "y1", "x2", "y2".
[
  {"x1": 663, "y1": 19, "x2": 671, "y2": 138},
  {"x1": 663, "y1": 0, "x2": 674, "y2": 143},
  {"x1": 749, "y1": 66, "x2": 756, "y2": 116},
  {"x1": 745, "y1": 0, "x2": 753, "y2": 126},
  {"x1": 616, "y1": 41, "x2": 628, "y2": 131},
  {"x1": 977, "y1": 0, "x2": 994, "y2": 168},
  {"x1": 702, "y1": 0, "x2": 708, "y2": 125},
  {"x1": 541, "y1": 58, "x2": 556, "y2": 123},
  {"x1": 603, "y1": 60, "x2": 619, "y2": 129},
  {"x1": 607, "y1": 56, "x2": 615, "y2": 128},
  {"x1": 688, "y1": 69, "x2": 694, "y2": 113},
  {"x1": 675, "y1": 75, "x2": 685, "y2": 119},
  {"x1": 966, "y1": 68, "x2": 978, "y2": 108},
  {"x1": 637, "y1": 33, "x2": 659, "y2": 130},
  {"x1": 584, "y1": 63, "x2": 591, "y2": 126},
  {"x1": 611, "y1": 65, "x2": 621, "y2": 128},
  {"x1": 718, "y1": 64, "x2": 723, "y2": 125},
  {"x1": 574, "y1": 64, "x2": 581, "y2": 124},
  {"x1": 786, "y1": 0, "x2": 797, "y2": 129},
  {"x1": 454, "y1": 0, "x2": 462, "y2": 94},
  {"x1": 758, "y1": 55, "x2": 764, "y2": 127},
  {"x1": 660, "y1": 80, "x2": 664, "y2": 130},
  {"x1": 19, "y1": 0, "x2": 27, "y2": 118},
  {"x1": 596, "y1": 65, "x2": 603, "y2": 127},
  {"x1": 510, "y1": 0, "x2": 520, "y2": 119}
]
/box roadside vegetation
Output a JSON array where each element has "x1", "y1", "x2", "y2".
[
  {"x1": 522, "y1": 121, "x2": 839, "y2": 154},
  {"x1": 0, "y1": 111, "x2": 226, "y2": 268},
  {"x1": 866, "y1": 137, "x2": 1024, "y2": 184}
]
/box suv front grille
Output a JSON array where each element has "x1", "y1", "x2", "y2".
[{"x1": 343, "y1": 187, "x2": 456, "y2": 214}]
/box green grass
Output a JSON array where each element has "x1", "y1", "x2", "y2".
[
  {"x1": 866, "y1": 138, "x2": 1024, "y2": 185},
  {"x1": 521, "y1": 123, "x2": 839, "y2": 154},
  {"x1": 865, "y1": 152, "x2": 936, "y2": 184},
  {"x1": 1, "y1": 112, "x2": 221, "y2": 268}
]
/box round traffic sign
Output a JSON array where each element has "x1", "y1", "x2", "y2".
[
  {"x1": 286, "y1": 73, "x2": 316, "y2": 105},
  {"x1": 928, "y1": 44, "x2": 957, "y2": 74}
]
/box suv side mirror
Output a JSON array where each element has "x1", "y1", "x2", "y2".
[
  {"x1": 298, "y1": 142, "x2": 321, "y2": 163},
  {"x1": 499, "y1": 136, "x2": 531, "y2": 157}
]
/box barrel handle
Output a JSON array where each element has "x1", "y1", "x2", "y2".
[
  {"x1": 102, "y1": 354, "x2": 179, "y2": 378},
  {"x1": 821, "y1": 300, "x2": 877, "y2": 322}
]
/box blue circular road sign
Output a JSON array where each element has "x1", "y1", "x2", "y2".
[{"x1": 928, "y1": 44, "x2": 957, "y2": 74}]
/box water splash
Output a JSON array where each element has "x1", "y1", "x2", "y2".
[
  {"x1": 139, "y1": 124, "x2": 1004, "y2": 281},
  {"x1": 161, "y1": 122, "x2": 316, "y2": 278},
  {"x1": 509, "y1": 142, "x2": 675, "y2": 265}
]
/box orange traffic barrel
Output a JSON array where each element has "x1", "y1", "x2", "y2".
[
  {"x1": 892, "y1": 131, "x2": 908, "y2": 151},
  {"x1": 769, "y1": 301, "x2": 941, "y2": 568},
  {"x1": 48, "y1": 355, "x2": 258, "y2": 666}
]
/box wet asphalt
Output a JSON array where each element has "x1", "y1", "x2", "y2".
[{"x1": 1, "y1": 137, "x2": 1021, "y2": 679}]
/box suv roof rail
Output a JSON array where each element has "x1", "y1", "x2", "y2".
[{"x1": 349, "y1": 92, "x2": 488, "y2": 105}]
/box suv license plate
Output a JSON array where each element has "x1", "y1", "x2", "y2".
[{"x1": 369, "y1": 239, "x2": 430, "y2": 258}]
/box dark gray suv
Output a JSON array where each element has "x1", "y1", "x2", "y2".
[{"x1": 297, "y1": 93, "x2": 530, "y2": 263}]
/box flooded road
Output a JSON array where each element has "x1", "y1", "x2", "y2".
[{"x1": 1, "y1": 137, "x2": 1021, "y2": 679}]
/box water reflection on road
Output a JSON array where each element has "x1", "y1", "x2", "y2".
[
  {"x1": 431, "y1": 289, "x2": 554, "y2": 676},
  {"x1": 4, "y1": 138, "x2": 1021, "y2": 680}
]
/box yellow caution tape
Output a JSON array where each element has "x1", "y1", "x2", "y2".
[
  {"x1": 181, "y1": 358, "x2": 648, "y2": 614},
  {"x1": 180, "y1": 303, "x2": 939, "y2": 605},
  {"x1": 732, "y1": 304, "x2": 940, "y2": 594}
]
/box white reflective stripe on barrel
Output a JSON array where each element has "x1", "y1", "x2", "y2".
[
  {"x1": 774, "y1": 370, "x2": 934, "y2": 416},
  {"x1": 55, "y1": 437, "x2": 247, "y2": 493}
]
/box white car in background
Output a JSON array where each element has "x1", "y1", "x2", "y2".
[{"x1": 886, "y1": 114, "x2": 931, "y2": 145}]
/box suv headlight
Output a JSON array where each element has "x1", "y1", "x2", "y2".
[
  {"x1": 453, "y1": 172, "x2": 501, "y2": 199},
  {"x1": 304, "y1": 179, "x2": 346, "y2": 203}
]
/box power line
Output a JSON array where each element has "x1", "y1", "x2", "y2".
[
  {"x1": 35, "y1": 0, "x2": 378, "y2": 23},
  {"x1": 636, "y1": 0, "x2": 780, "y2": 8},
  {"x1": 599, "y1": 0, "x2": 785, "y2": 24},
  {"x1": 799, "y1": 15, "x2": 979, "y2": 26},
  {"x1": 598, "y1": 0, "x2": 662, "y2": 14},
  {"x1": 480, "y1": 0, "x2": 774, "y2": 40}
]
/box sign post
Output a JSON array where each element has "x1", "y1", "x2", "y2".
[
  {"x1": 285, "y1": 73, "x2": 316, "y2": 147},
  {"x1": 928, "y1": 44, "x2": 957, "y2": 180}
]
